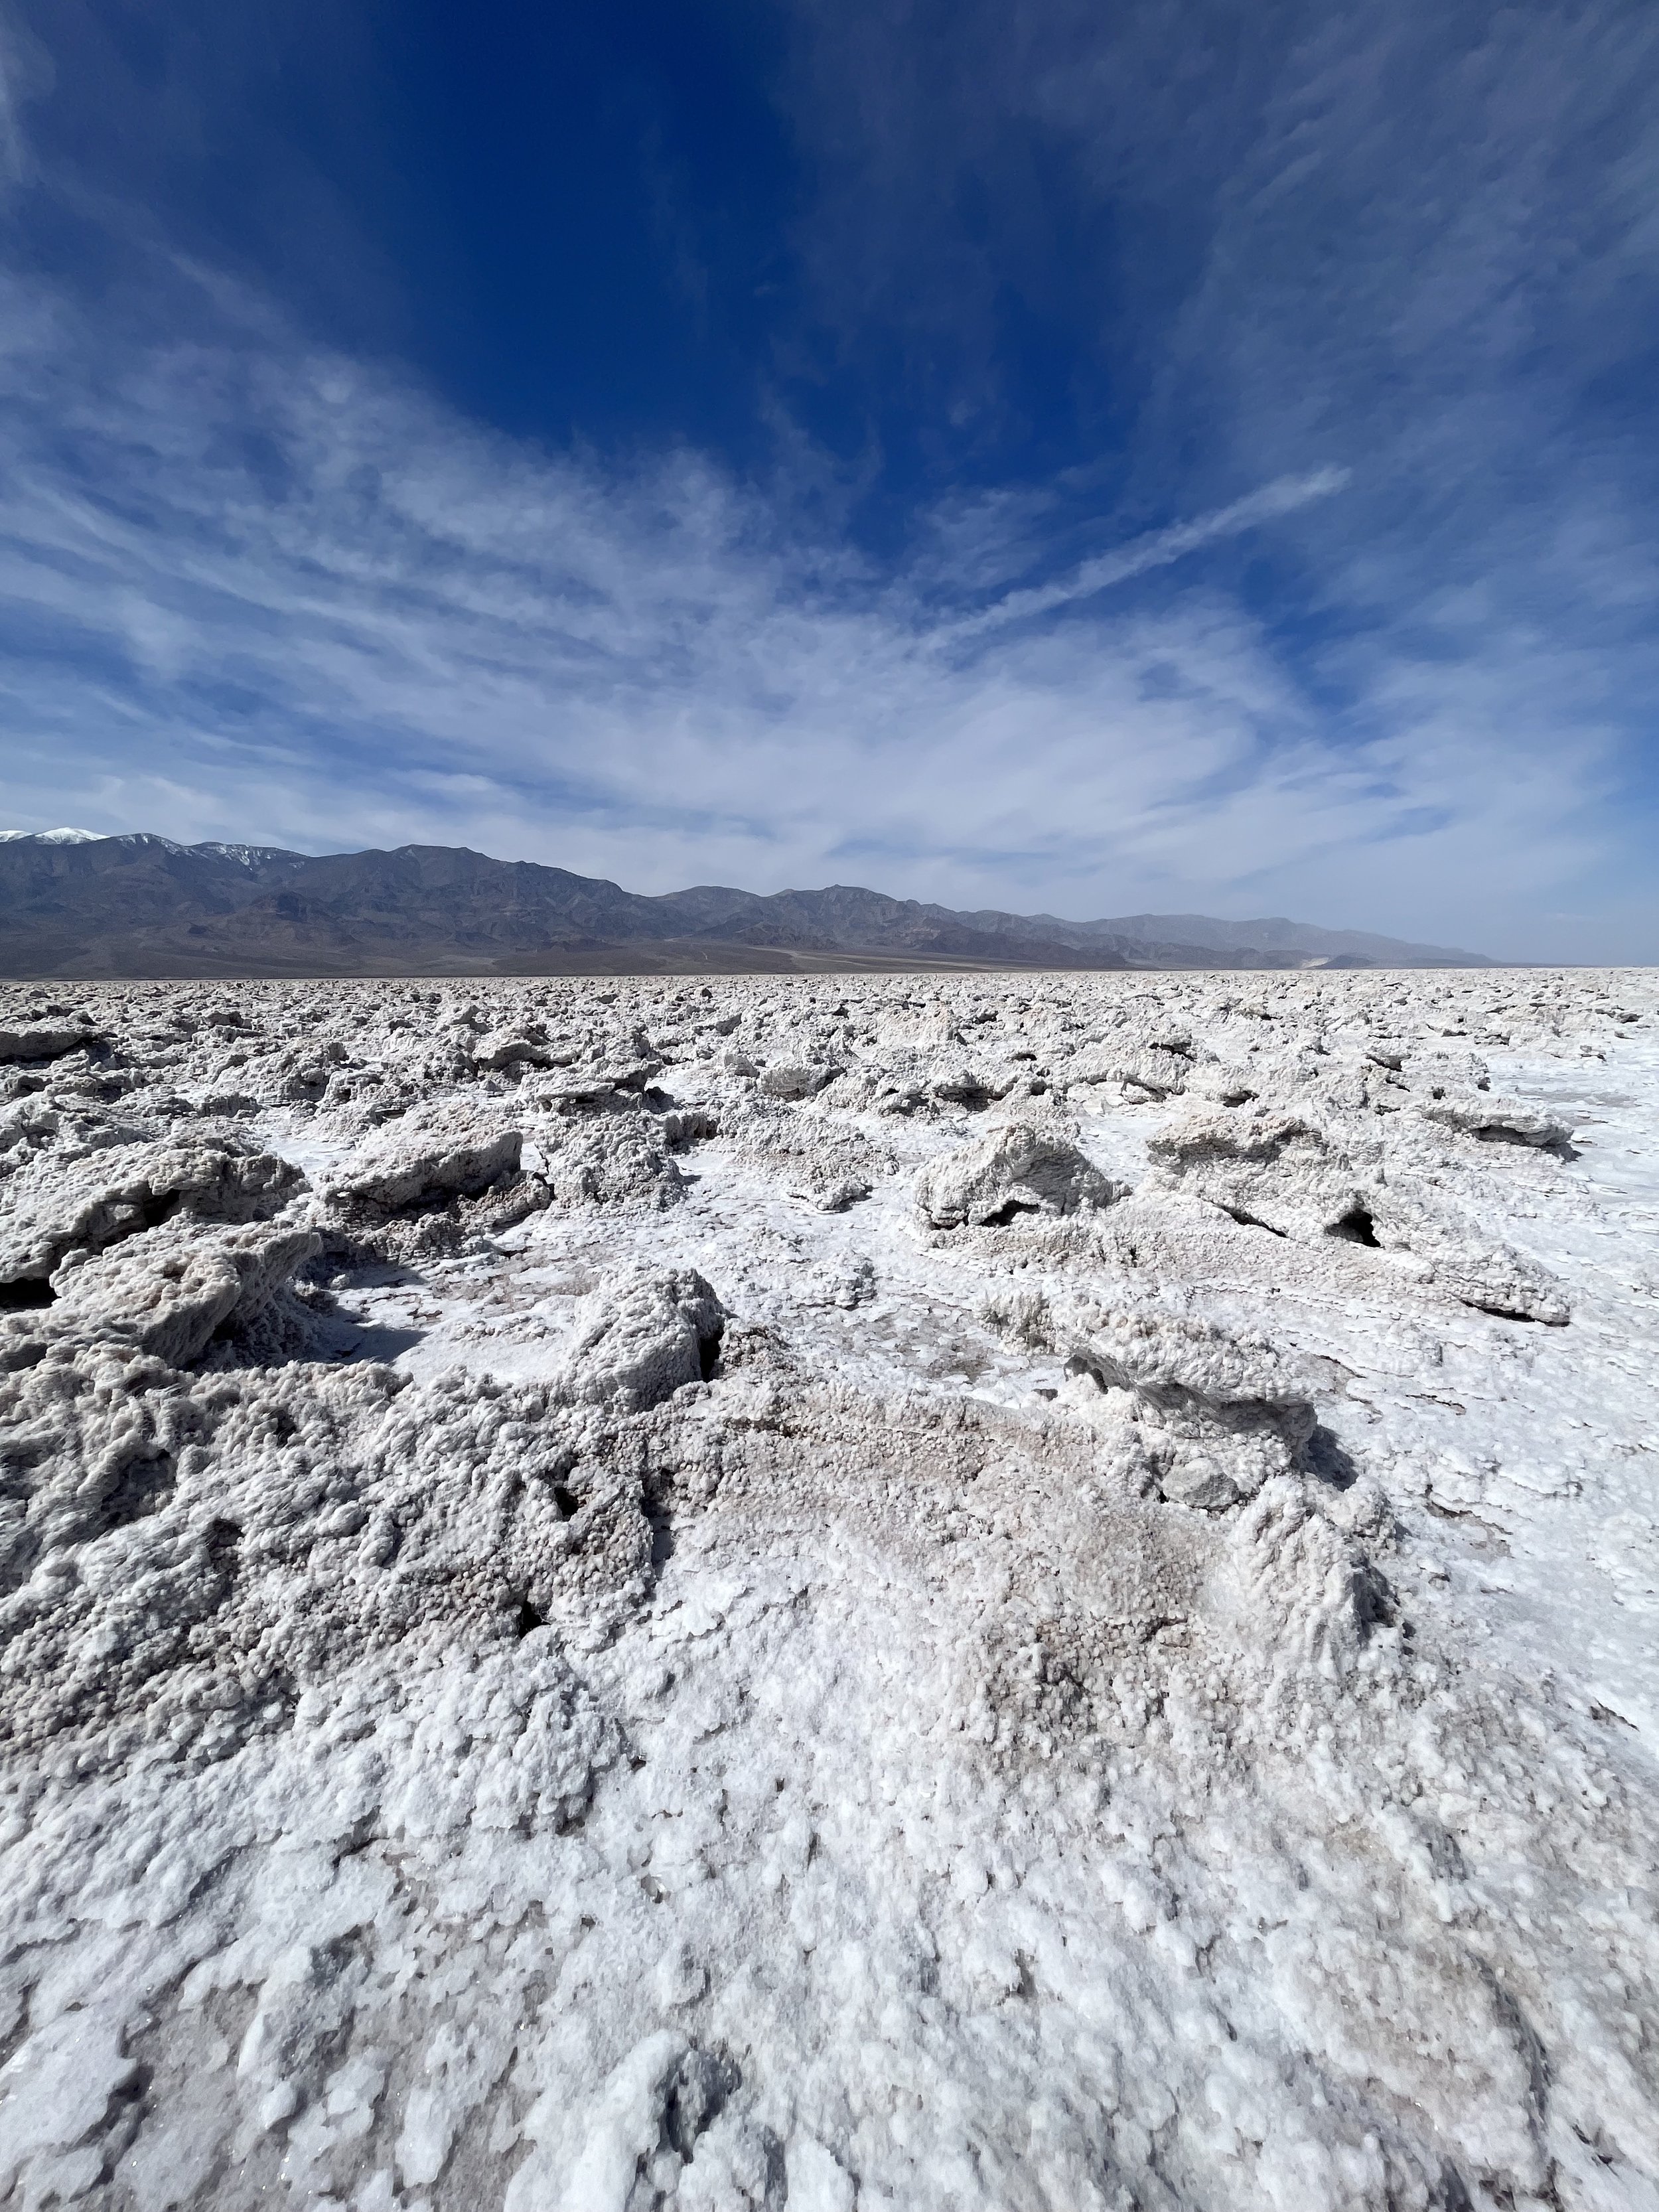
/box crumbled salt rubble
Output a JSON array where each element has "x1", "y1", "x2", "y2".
[{"x1": 1, "y1": 966, "x2": 1658, "y2": 2209}]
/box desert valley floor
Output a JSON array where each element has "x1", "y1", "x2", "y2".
[{"x1": 1, "y1": 968, "x2": 1658, "y2": 2211}]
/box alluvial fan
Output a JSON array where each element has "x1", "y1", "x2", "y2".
[{"x1": 1, "y1": 967, "x2": 1657, "y2": 2210}]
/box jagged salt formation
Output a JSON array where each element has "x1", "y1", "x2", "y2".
[{"x1": 1, "y1": 966, "x2": 1657, "y2": 2211}]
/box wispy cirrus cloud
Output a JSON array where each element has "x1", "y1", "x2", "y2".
[
  {"x1": 1, "y1": 0, "x2": 1657, "y2": 958},
  {"x1": 942, "y1": 470, "x2": 1351, "y2": 638},
  {"x1": 0, "y1": 256, "x2": 1627, "y2": 956}
]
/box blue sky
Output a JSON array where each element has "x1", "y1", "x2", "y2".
[{"x1": 2, "y1": 0, "x2": 1658, "y2": 957}]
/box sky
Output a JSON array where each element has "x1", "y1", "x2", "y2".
[{"x1": 1, "y1": 1, "x2": 1658, "y2": 958}]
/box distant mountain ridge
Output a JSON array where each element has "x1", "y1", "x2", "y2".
[{"x1": 0, "y1": 831, "x2": 1500, "y2": 978}]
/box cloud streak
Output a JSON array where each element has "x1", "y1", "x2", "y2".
[{"x1": 942, "y1": 469, "x2": 1352, "y2": 638}]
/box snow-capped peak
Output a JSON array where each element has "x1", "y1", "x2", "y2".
[
  {"x1": 194, "y1": 841, "x2": 301, "y2": 869},
  {"x1": 0, "y1": 827, "x2": 107, "y2": 844}
]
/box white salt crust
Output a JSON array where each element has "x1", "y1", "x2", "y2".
[{"x1": 0, "y1": 968, "x2": 1656, "y2": 2209}]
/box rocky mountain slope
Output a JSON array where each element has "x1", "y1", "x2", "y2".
[
  {"x1": 0, "y1": 832, "x2": 1496, "y2": 977},
  {"x1": 0, "y1": 962, "x2": 1654, "y2": 2208}
]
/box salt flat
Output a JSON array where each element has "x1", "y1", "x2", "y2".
[{"x1": 1, "y1": 968, "x2": 1657, "y2": 2211}]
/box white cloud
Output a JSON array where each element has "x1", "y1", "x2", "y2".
[
  {"x1": 0, "y1": 256, "x2": 1643, "y2": 959},
  {"x1": 736, "y1": 0, "x2": 1659, "y2": 958},
  {"x1": 0, "y1": 0, "x2": 1653, "y2": 963},
  {"x1": 941, "y1": 471, "x2": 1351, "y2": 638}
]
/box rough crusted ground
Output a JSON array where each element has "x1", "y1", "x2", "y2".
[{"x1": 1, "y1": 968, "x2": 1657, "y2": 2212}]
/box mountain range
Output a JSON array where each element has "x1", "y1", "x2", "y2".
[{"x1": 0, "y1": 831, "x2": 1499, "y2": 978}]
